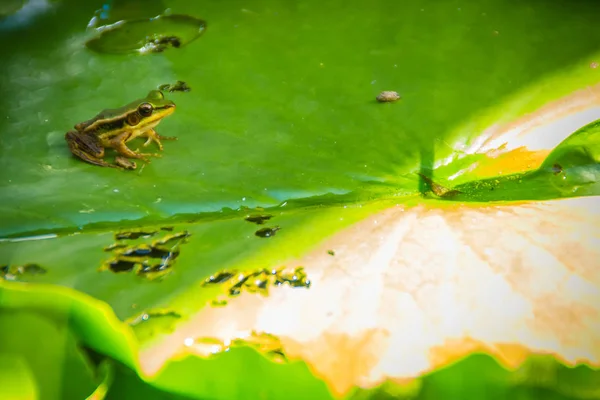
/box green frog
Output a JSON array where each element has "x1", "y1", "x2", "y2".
[{"x1": 65, "y1": 90, "x2": 176, "y2": 169}]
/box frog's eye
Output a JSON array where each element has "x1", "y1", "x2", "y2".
[{"x1": 138, "y1": 103, "x2": 153, "y2": 117}]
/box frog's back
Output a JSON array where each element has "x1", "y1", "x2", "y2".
[{"x1": 74, "y1": 108, "x2": 120, "y2": 131}]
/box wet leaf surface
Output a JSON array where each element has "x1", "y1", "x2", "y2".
[
  {"x1": 1, "y1": 263, "x2": 47, "y2": 281},
  {"x1": 101, "y1": 230, "x2": 190, "y2": 279},
  {"x1": 2, "y1": 0, "x2": 600, "y2": 399}
]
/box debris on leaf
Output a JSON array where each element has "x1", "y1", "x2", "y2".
[
  {"x1": 102, "y1": 230, "x2": 191, "y2": 279},
  {"x1": 158, "y1": 80, "x2": 191, "y2": 93},
  {"x1": 255, "y1": 226, "x2": 281, "y2": 238},
  {"x1": 376, "y1": 91, "x2": 401, "y2": 102},
  {"x1": 551, "y1": 163, "x2": 564, "y2": 175},
  {"x1": 202, "y1": 266, "x2": 310, "y2": 299},
  {"x1": 417, "y1": 172, "x2": 461, "y2": 197},
  {"x1": 210, "y1": 298, "x2": 228, "y2": 307},
  {"x1": 244, "y1": 214, "x2": 273, "y2": 225},
  {"x1": 1, "y1": 263, "x2": 47, "y2": 280}
]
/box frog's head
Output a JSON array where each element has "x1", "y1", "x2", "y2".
[
  {"x1": 124, "y1": 90, "x2": 175, "y2": 128},
  {"x1": 75, "y1": 90, "x2": 176, "y2": 133}
]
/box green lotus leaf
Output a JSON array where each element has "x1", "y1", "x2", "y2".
[
  {"x1": 1, "y1": 0, "x2": 600, "y2": 399},
  {"x1": 0, "y1": 306, "x2": 114, "y2": 399}
]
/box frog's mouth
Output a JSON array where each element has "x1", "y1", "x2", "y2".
[{"x1": 158, "y1": 103, "x2": 176, "y2": 113}]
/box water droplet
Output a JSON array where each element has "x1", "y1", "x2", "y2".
[
  {"x1": 153, "y1": 231, "x2": 191, "y2": 246},
  {"x1": 245, "y1": 214, "x2": 273, "y2": 225},
  {"x1": 115, "y1": 230, "x2": 157, "y2": 240},
  {"x1": 104, "y1": 243, "x2": 127, "y2": 252},
  {"x1": 204, "y1": 270, "x2": 238, "y2": 285},
  {"x1": 113, "y1": 188, "x2": 119, "y2": 193},
  {"x1": 86, "y1": 14, "x2": 207, "y2": 55},
  {"x1": 107, "y1": 259, "x2": 137, "y2": 272},
  {"x1": 202, "y1": 266, "x2": 310, "y2": 298}
]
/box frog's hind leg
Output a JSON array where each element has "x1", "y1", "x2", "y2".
[
  {"x1": 142, "y1": 128, "x2": 177, "y2": 150},
  {"x1": 110, "y1": 132, "x2": 161, "y2": 162},
  {"x1": 65, "y1": 131, "x2": 119, "y2": 168}
]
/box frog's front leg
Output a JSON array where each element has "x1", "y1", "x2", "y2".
[
  {"x1": 65, "y1": 131, "x2": 119, "y2": 168},
  {"x1": 141, "y1": 128, "x2": 177, "y2": 150},
  {"x1": 110, "y1": 132, "x2": 161, "y2": 162}
]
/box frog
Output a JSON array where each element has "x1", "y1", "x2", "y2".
[{"x1": 65, "y1": 90, "x2": 176, "y2": 169}]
